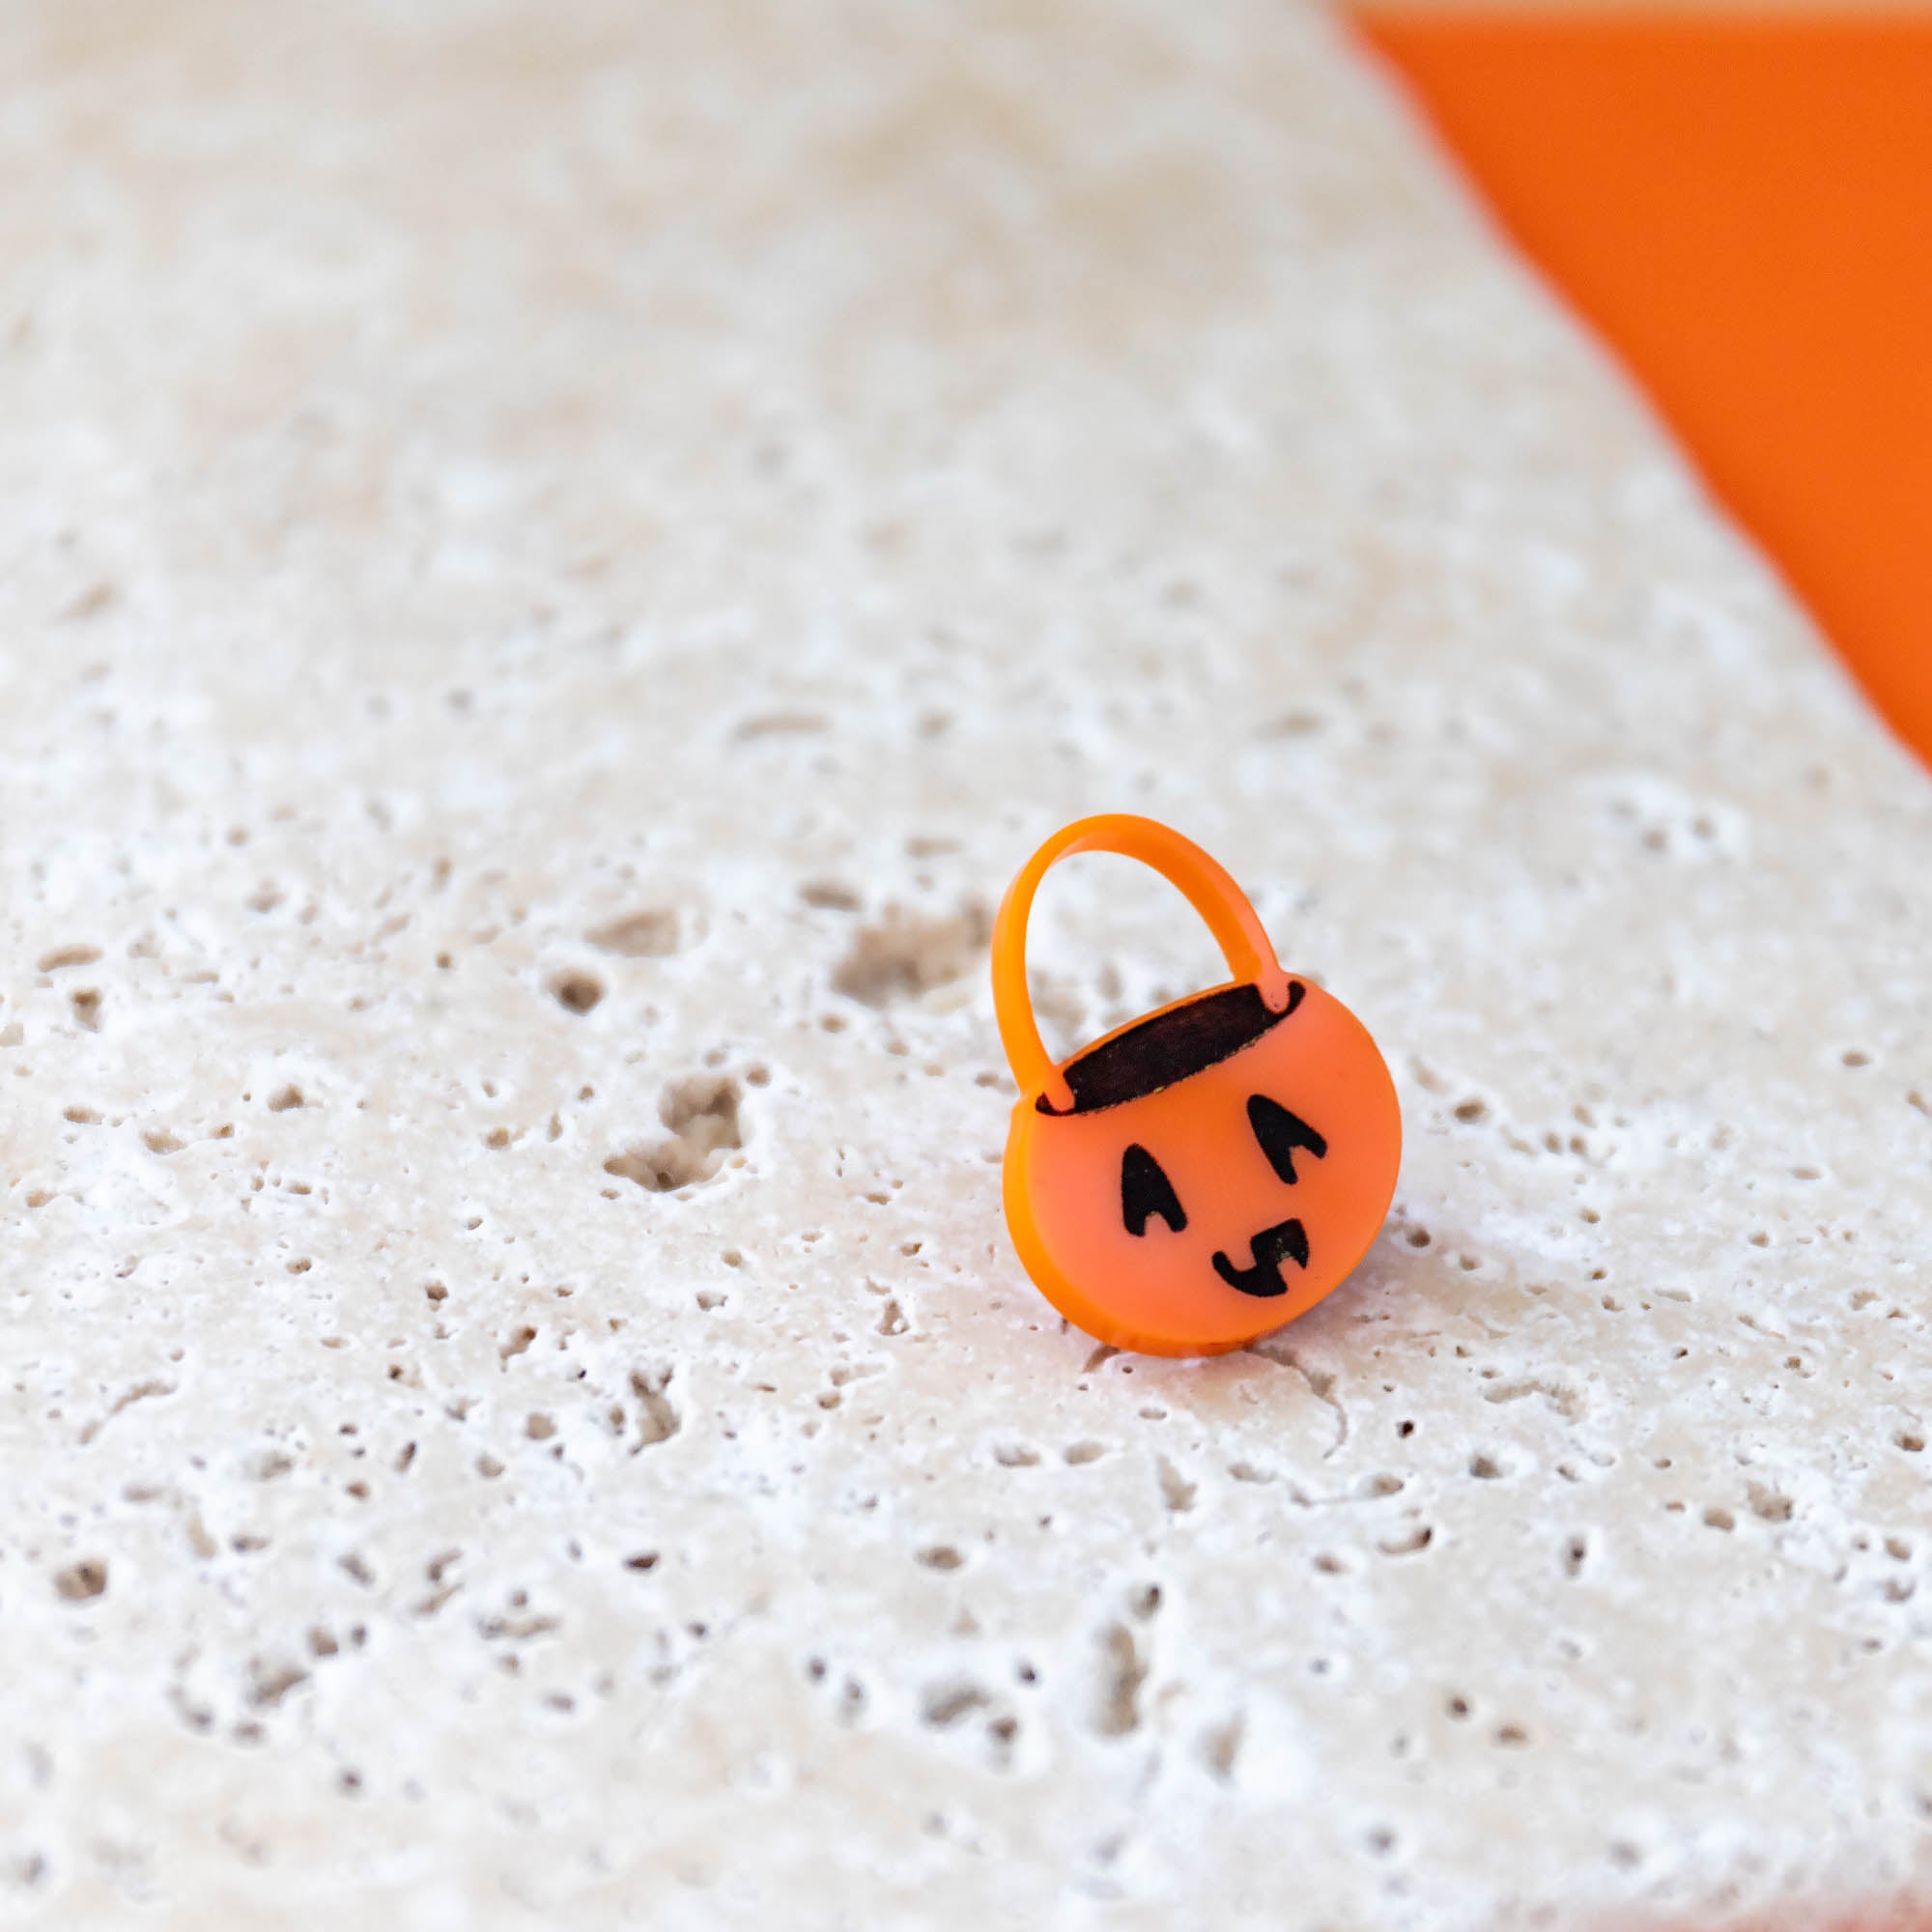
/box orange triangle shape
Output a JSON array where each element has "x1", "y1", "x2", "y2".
[{"x1": 1357, "y1": 10, "x2": 1932, "y2": 768}]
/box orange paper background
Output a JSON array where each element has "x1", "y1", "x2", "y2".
[{"x1": 1356, "y1": 10, "x2": 1932, "y2": 768}]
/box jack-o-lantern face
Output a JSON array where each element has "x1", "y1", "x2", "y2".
[
  {"x1": 994, "y1": 816, "x2": 1402, "y2": 1358},
  {"x1": 1003, "y1": 978, "x2": 1400, "y2": 1355}
]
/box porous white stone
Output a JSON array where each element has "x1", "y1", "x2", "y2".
[{"x1": 4, "y1": 3, "x2": 1931, "y2": 1926}]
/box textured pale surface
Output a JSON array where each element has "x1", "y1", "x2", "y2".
[{"x1": 4, "y1": 3, "x2": 1932, "y2": 1927}]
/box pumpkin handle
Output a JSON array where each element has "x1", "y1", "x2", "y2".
[{"x1": 991, "y1": 814, "x2": 1291, "y2": 1111}]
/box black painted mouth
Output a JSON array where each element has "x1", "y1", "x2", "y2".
[{"x1": 1211, "y1": 1218, "x2": 1310, "y2": 1298}]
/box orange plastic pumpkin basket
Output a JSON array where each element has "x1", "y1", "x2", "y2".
[{"x1": 993, "y1": 815, "x2": 1403, "y2": 1357}]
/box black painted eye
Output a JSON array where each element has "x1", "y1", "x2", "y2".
[
  {"x1": 1248, "y1": 1094, "x2": 1328, "y2": 1184},
  {"x1": 1122, "y1": 1144, "x2": 1186, "y2": 1236}
]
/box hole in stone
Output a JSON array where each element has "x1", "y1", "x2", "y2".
[
  {"x1": 800, "y1": 881, "x2": 862, "y2": 912},
  {"x1": 922, "y1": 1681, "x2": 990, "y2": 1728},
  {"x1": 1203, "y1": 1715, "x2": 1244, "y2": 1780},
  {"x1": 587, "y1": 910, "x2": 678, "y2": 957},
  {"x1": 550, "y1": 971, "x2": 604, "y2": 1015},
  {"x1": 249, "y1": 1662, "x2": 311, "y2": 1709},
  {"x1": 1095, "y1": 1623, "x2": 1145, "y2": 1737},
  {"x1": 39, "y1": 943, "x2": 101, "y2": 972},
  {"x1": 1156, "y1": 1458, "x2": 1196, "y2": 1513},
  {"x1": 628, "y1": 1366, "x2": 680, "y2": 1450},
  {"x1": 1378, "y1": 1524, "x2": 1434, "y2": 1556},
  {"x1": 605, "y1": 1077, "x2": 743, "y2": 1192},
  {"x1": 832, "y1": 904, "x2": 991, "y2": 1008},
  {"x1": 268, "y1": 1084, "x2": 305, "y2": 1113},
  {"x1": 55, "y1": 1559, "x2": 108, "y2": 1601}
]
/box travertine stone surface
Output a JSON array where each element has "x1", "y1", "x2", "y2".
[{"x1": 4, "y1": 4, "x2": 1931, "y2": 1927}]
